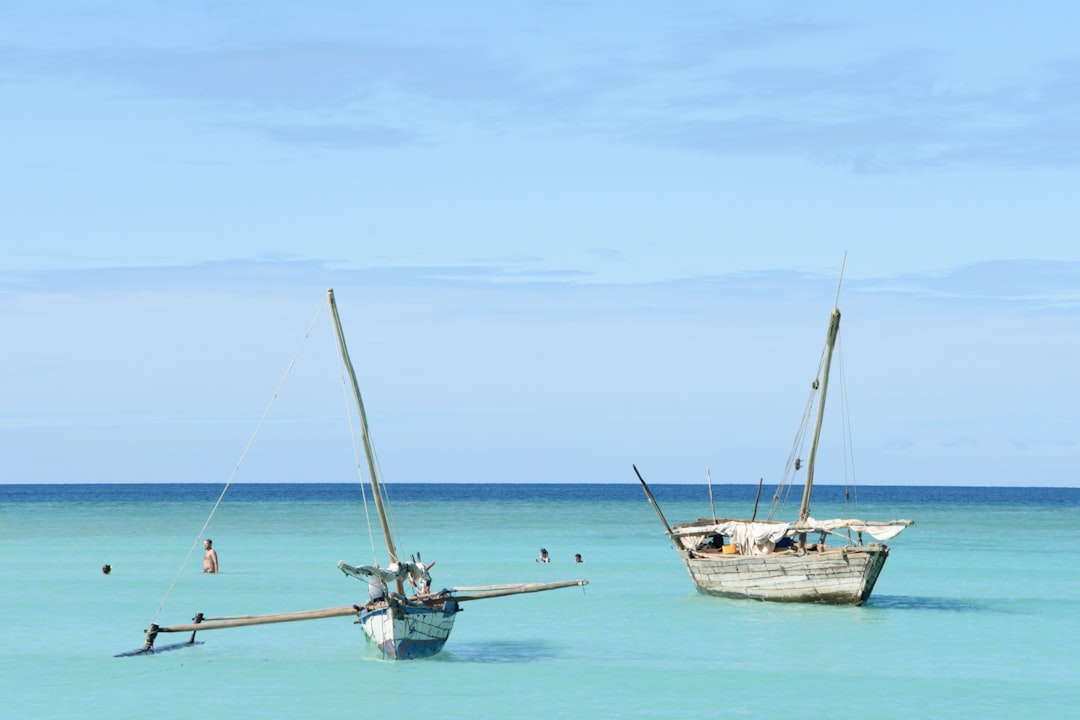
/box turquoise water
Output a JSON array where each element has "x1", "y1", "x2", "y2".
[{"x1": 2, "y1": 483, "x2": 1077, "y2": 719}]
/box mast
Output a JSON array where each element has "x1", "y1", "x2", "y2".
[
  {"x1": 798, "y1": 306, "x2": 841, "y2": 521},
  {"x1": 326, "y1": 288, "x2": 402, "y2": 589}
]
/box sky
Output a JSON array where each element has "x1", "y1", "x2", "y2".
[{"x1": 2, "y1": 1, "x2": 1079, "y2": 487}]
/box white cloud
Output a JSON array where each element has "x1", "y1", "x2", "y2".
[{"x1": 2, "y1": 260, "x2": 1077, "y2": 486}]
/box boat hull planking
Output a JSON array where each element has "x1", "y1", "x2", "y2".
[
  {"x1": 359, "y1": 599, "x2": 460, "y2": 659},
  {"x1": 679, "y1": 544, "x2": 890, "y2": 606}
]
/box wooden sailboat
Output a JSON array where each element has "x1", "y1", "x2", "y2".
[
  {"x1": 325, "y1": 287, "x2": 461, "y2": 659},
  {"x1": 636, "y1": 279, "x2": 913, "y2": 606},
  {"x1": 126, "y1": 288, "x2": 586, "y2": 659}
]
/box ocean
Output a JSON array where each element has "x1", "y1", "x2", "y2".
[{"x1": 2, "y1": 483, "x2": 1077, "y2": 719}]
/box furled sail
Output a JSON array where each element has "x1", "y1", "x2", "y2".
[{"x1": 673, "y1": 517, "x2": 913, "y2": 555}]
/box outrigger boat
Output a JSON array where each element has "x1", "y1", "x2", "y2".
[
  {"x1": 635, "y1": 265, "x2": 912, "y2": 605},
  {"x1": 123, "y1": 288, "x2": 586, "y2": 659}
]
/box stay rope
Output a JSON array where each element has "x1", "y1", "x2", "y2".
[
  {"x1": 768, "y1": 349, "x2": 823, "y2": 521},
  {"x1": 329, "y1": 310, "x2": 407, "y2": 568},
  {"x1": 148, "y1": 297, "x2": 328, "y2": 627},
  {"x1": 836, "y1": 336, "x2": 860, "y2": 518},
  {"x1": 333, "y1": 339, "x2": 380, "y2": 566}
]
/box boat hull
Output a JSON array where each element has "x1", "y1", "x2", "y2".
[
  {"x1": 679, "y1": 544, "x2": 890, "y2": 605},
  {"x1": 359, "y1": 597, "x2": 459, "y2": 659}
]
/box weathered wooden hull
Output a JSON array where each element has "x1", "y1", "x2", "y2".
[
  {"x1": 359, "y1": 597, "x2": 459, "y2": 659},
  {"x1": 679, "y1": 544, "x2": 890, "y2": 605}
]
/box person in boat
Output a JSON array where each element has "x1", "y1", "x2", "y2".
[
  {"x1": 368, "y1": 575, "x2": 387, "y2": 603},
  {"x1": 203, "y1": 539, "x2": 218, "y2": 574},
  {"x1": 536, "y1": 548, "x2": 550, "y2": 563}
]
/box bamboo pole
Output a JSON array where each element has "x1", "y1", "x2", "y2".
[
  {"x1": 751, "y1": 477, "x2": 764, "y2": 521},
  {"x1": 633, "y1": 464, "x2": 674, "y2": 536},
  {"x1": 447, "y1": 579, "x2": 588, "y2": 602},
  {"x1": 154, "y1": 605, "x2": 359, "y2": 634},
  {"x1": 707, "y1": 467, "x2": 716, "y2": 521},
  {"x1": 800, "y1": 257, "x2": 846, "y2": 523},
  {"x1": 799, "y1": 307, "x2": 840, "y2": 522}
]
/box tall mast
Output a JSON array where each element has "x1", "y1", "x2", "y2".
[
  {"x1": 327, "y1": 288, "x2": 400, "y2": 574},
  {"x1": 798, "y1": 306, "x2": 841, "y2": 521}
]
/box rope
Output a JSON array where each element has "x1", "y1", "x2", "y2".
[
  {"x1": 376, "y1": 452, "x2": 408, "y2": 561},
  {"x1": 363, "y1": 435, "x2": 409, "y2": 565},
  {"x1": 769, "y1": 379, "x2": 816, "y2": 520},
  {"x1": 330, "y1": 315, "x2": 407, "y2": 567},
  {"x1": 836, "y1": 335, "x2": 860, "y2": 517},
  {"x1": 769, "y1": 254, "x2": 850, "y2": 523},
  {"x1": 768, "y1": 322, "x2": 834, "y2": 521},
  {"x1": 334, "y1": 340, "x2": 380, "y2": 566},
  {"x1": 148, "y1": 297, "x2": 327, "y2": 626}
]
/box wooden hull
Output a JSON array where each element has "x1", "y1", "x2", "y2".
[
  {"x1": 359, "y1": 597, "x2": 459, "y2": 659},
  {"x1": 679, "y1": 544, "x2": 890, "y2": 605}
]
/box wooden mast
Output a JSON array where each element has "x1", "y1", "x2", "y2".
[
  {"x1": 798, "y1": 305, "x2": 841, "y2": 522},
  {"x1": 327, "y1": 288, "x2": 403, "y2": 593}
]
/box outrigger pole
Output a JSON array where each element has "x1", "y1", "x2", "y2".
[
  {"x1": 122, "y1": 581, "x2": 590, "y2": 655},
  {"x1": 447, "y1": 580, "x2": 588, "y2": 602},
  {"x1": 120, "y1": 605, "x2": 361, "y2": 656}
]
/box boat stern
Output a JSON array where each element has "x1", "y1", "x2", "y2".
[{"x1": 358, "y1": 598, "x2": 459, "y2": 660}]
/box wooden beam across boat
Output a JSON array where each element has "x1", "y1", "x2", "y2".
[
  {"x1": 119, "y1": 605, "x2": 362, "y2": 656},
  {"x1": 153, "y1": 605, "x2": 359, "y2": 634},
  {"x1": 445, "y1": 579, "x2": 588, "y2": 602}
]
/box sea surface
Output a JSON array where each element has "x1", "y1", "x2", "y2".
[{"x1": 2, "y1": 483, "x2": 1078, "y2": 719}]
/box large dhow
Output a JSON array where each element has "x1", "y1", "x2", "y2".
[
  {"x1": 635, "y1": 275, "x2": 913, "y2": 606},
  {"x1": 123, "y1": 288, "x2": 586, "y2": 659}
]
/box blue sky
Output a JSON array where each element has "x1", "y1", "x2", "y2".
[{"x1": 2, "y1": 2, "x2": 1078, "y2": 487}]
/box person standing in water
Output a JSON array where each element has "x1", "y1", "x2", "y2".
[{"x1": 203, "y1": 539, "x2": 219, "y2": 574}]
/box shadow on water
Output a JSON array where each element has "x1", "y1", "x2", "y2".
[
  {"x1": 114, "y1": 640, "x2": 205, "y2": 658},
  {"x1": 440, "y1": 640, "x2": 557, "y2": 664},
  {"x1": 867, "y1": 594, "x2": 989, "y2": 613}
]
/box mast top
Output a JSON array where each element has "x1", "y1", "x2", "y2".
[
  {"x1": 797, "y1": 259, "x2": 846, "y2": 522},
  {"x1": 833, "y1": 252, "x2": 847, "y2": 310}
]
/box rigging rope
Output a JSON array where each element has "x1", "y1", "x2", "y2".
[
  {"x1": 768, "y1": 319, "x2": 833, "y2": 521},
  {"x1": 148, "y1": 297, "x2": 328, "y2": 627},
  {"x1": 770, "y1": 386, "x2": 815, "y2": 520},
  {"x1": 836, "y1": 336, "x2": 860, "y2": 517},
  {"x1": 769, "y1": 256, "x2": 851, "y2": 524},
  {"x1": 329, "y1": 308, "x2": 407, "y2": 568},
  {"x1": 334, "y1": 339, "x2": 380, "y2": 566},
  {"x1": 369, "y1": 440, "x2": 409, "y2": 567}
]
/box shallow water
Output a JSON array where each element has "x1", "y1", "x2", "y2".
[{"x1": 2, "y1": 483, "x2": 1077, "y2": 719}]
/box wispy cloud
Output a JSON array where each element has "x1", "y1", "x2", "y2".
[
  {"x1": 4, "y1": 258, "x2": 1080, "y2": 309},
  {"x1": 856, "y1": 260, "x2": 1080, "y2": 309},
  {"x1": 2, "y1": 257, "x2": 1078, "y2": 485},
  {"x1": 5, "y1": 7, "x2": 1079, "y2": 171},
  {"x1": 624, "y1": 49, "x2": 1080, "y2": 172}
]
